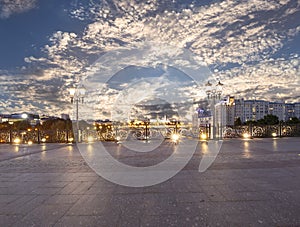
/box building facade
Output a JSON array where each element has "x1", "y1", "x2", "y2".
[
  {"x1": 235, "y1": 99, "x2": 269, "y2": 122},
  {"x1": 0, "y1": 113, "x2": 40, "y2": 125},
  {"x1": 269, "y1": 101, "x2": 285, "y2": 121},
  {"x1": 294, "y1": 103, "x2": 300, "y2": 120},
  {"x1": 233, "y1": 99, "x2": 298, "y2": 123},
  {"x1": 285, "y1": 103, "x2": 295, "y2": 121}
]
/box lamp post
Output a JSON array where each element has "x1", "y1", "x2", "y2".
[
  {"x1": 144, "y1": 118, "x2": 150, "y2": 142},
  {"x1": 69, "y1": 85, "x2": 86, "y2": 143},
  {"x1": 205, "y1": 80, "x2": 224, "y2": 140},
  {"x1": 8, "y1": 121, "x2": 13, "y2": 144}
]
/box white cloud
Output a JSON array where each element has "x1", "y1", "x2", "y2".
[
  {"x1": 0, "y1": 0, "x2": 37, "y2": 19},
  {"x1": 218, "y1": 55, "x2": 300, "y2": 102},
  {"x1": 2, "y1": 0, "x2": 300, "y2": 116}
]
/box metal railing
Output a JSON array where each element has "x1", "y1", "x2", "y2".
[
  {"x1": 1, "y1": 123, "x2": 299, "y2": 144},
  {"x1": 0, "y1": 129, "x2": 74, "y2": 144},
  {"x1": 223, "y1": 123, "x2": 300, "y2": 138}
]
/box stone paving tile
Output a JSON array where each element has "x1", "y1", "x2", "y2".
[
  {"x1": 70, "y1": 181, "x2": 96, "y2": 195},
  {"x1": 0, "y1": 195, "x2": 21, "y2": 204},
  {"x1": 2, "y1": 195, "x2": 50, "y2": 216},
  {"x1": 0, "y1": 214, "x2": 23, "y2": 227},
  {"x1": 1, "y1": 139, "x2": 300, "y2": 226},
  {"x1": 142, "y1": 179, "x2": 175, "y2": 194},
  {"x1": 54, "y1": 173, "x2": 81, "y2": 182},
  {"x1": 285, "y1": 166, "x2": 300, "y2": 176},
  {"x1": 12, "y1": 182, "x2": 44, "y2": 194},
  {"x1": 44, "y1": 195, "x2": 81, "y2": 205},
  {"x1": 12, "y1": 204, "x2": 72, "y2": 227},
  {"x1": 57, "y1": 181, "x2": 87, "y2": 195},
  {"x1": 41, "y1": 181, "x2": 70, "y2": 188},
  {"x1": 55, "y1": 215, "x2": 119, "y2": 227},
  {"x1": 142, "y1": 194, "x2": 179, "y2": 216},
  {"x1": 140, "y1": 214, "x2": 161, "y2": 227},
  {"x1": 237, "y1": 178, "x2": 276, "y2": 192},
  {"x1": 66, "y1": 194, "x2": 113, "y2": 216},
  {"x1": 223, "y1": 211, "x2": 267, "y2": 226},
  {"x1": 249, "y1": 200, "x2": 300, "y2": 226},
  {"x1": 81, "y1": 179, "x2": 117, "y2": 195},
  {"x1": 221, "y1": 190, "x2": 272, "y2": 202},
  {"x1": 200, "y1": 185, "x2": 227, "y2": 202},
  {"x1": 30, "y1": 186, "x2": 63, "y2": 195},
  {"x1": 72, "y1": 176, "x2": 99, "y2": 182},
  {"x1": 175, "y1": 192, "x2": 209, "y2": 203},
  {"x1": 171, "y1": 180, "x2": 203, "y2": 193},
  {"x1": 141, "y1": 208, "x2": 231, "y2": 227},
  {"x1": 84, "y1": 185, "x2": 115, "y2": 195}
]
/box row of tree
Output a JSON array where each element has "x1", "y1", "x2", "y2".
[{"x1": 234, "y1": 115, "x2": 300, "y2": 126}]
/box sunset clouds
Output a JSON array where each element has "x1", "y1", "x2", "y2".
[{"x1": 0, "y1": 0, "x2": 299, "y2": 117}]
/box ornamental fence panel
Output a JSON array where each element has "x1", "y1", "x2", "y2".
[{"x1": 0, "y1": 123, "x2": 299, "y2": 144}]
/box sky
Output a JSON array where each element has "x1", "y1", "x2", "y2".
[{"x1": 0, "y1": 0, "x2": 299, "y2": 119}]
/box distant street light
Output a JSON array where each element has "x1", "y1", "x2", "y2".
[
  {"x1": 21, "y1": 113, "x2": 28, "y2": 119},
  {"x1": 69, "y1": 85, "x2": 86, "y2": 143},
  {"x1": 205, "y1": 80, "x2": 224, "y2": 140}
]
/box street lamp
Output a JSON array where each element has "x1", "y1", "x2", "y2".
[
  {"x1": 205, "y1": 80, "x2": 224, "y2": 140},
  {"x1": 21, "y1": 113, "x2": 28, "y2": 119},
  {"x1": 8, "y1": 121, "x2": 14, "y2": 144},
  {"x1": 69, "y1": 85, "x2": 86, "y2": 143}
]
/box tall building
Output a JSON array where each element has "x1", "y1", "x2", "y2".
[
  {"x1": 196, "y1": 97, "x2": 299, "y2": 132},
  {"x1": 225, "y1": 96, "x2": 235, "y2": 126},
  {"x1": 284, "y1": 103, "x2": 300, "y2": 121},
  {"x1": 269, "y1": 101, "x2": 285, "y2": 121},
  {"x1": 213, "y1": 96, "x2": 236, "y2": 137},
  {"x1": 214, "y1": 102, "x2": 227, "y2": 138},
  {"x1": 234, "y1": 99, "x2": 287, "y2": 123},
  {"x1": 243, "y1": 100, "x2": 269, "y2": 122},
  {"x1": 234, "y1": 98, "x2": 245, "y2": 122},
  {"x1": 294, "y1": 103, "x2": 300, "y2": 119},
  {"x1": 285, "y1": 103, "x2": 295, "y2": 121}
]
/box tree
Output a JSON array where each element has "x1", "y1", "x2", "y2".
[
  {"x1": 14, "y1": 120, "x2": 31, "y2": 130},
  {"x1": 257, "y1": 118, "x2": 266, "y2": 125},
  {"x1": 287, "y1": 117, "x2": 300, "y2": 124},
  {"x1": 245, "y1": 120, "x2": 256, "y2": 125},
  {"x1": 263, "y1": 114, "x2": 279, "y2": 125},
  {"x1": 234, "y1": 117, "x2": 242, "y2": 126},
  {"x1": 40, "y1": 119, "x2": 71, "y2": 130}
]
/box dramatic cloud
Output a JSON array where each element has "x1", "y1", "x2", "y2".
[
  {"x1": 1, "y1": 0, "x2": 300, "y2": 118},
  {"x1": 0, "y1": 0, "x2": 37, "y2": 18}
]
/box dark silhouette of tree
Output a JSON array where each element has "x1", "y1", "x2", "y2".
[
  {"x1": 14, "y1": 120, "x2": 31, "y2": 130},
  {"x1": 257, "y1": 118, "x2": 266, "y2": 125},
  {"x1": 234, "y1": 117, "x2": 242, "y2": 126},
  {"x1": 245, "y1": 120, "x2": 256, "y2": 125},
  {"x1": 258, "y1": 114, "x2": 279, "y2": 125},
  {"x1": 287, "y1": 117, "x2": 300, "y2": 124},
  {"x1": 264, "y1": 114, "x2": 279, "y2": 125},
  {"x1": 40, "y1": 119, "x2": 72, "y2": 131}
]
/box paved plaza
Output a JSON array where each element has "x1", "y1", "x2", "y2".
[{"x1": 0, "y1": 138, "x2": 300, "y2": 226}]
